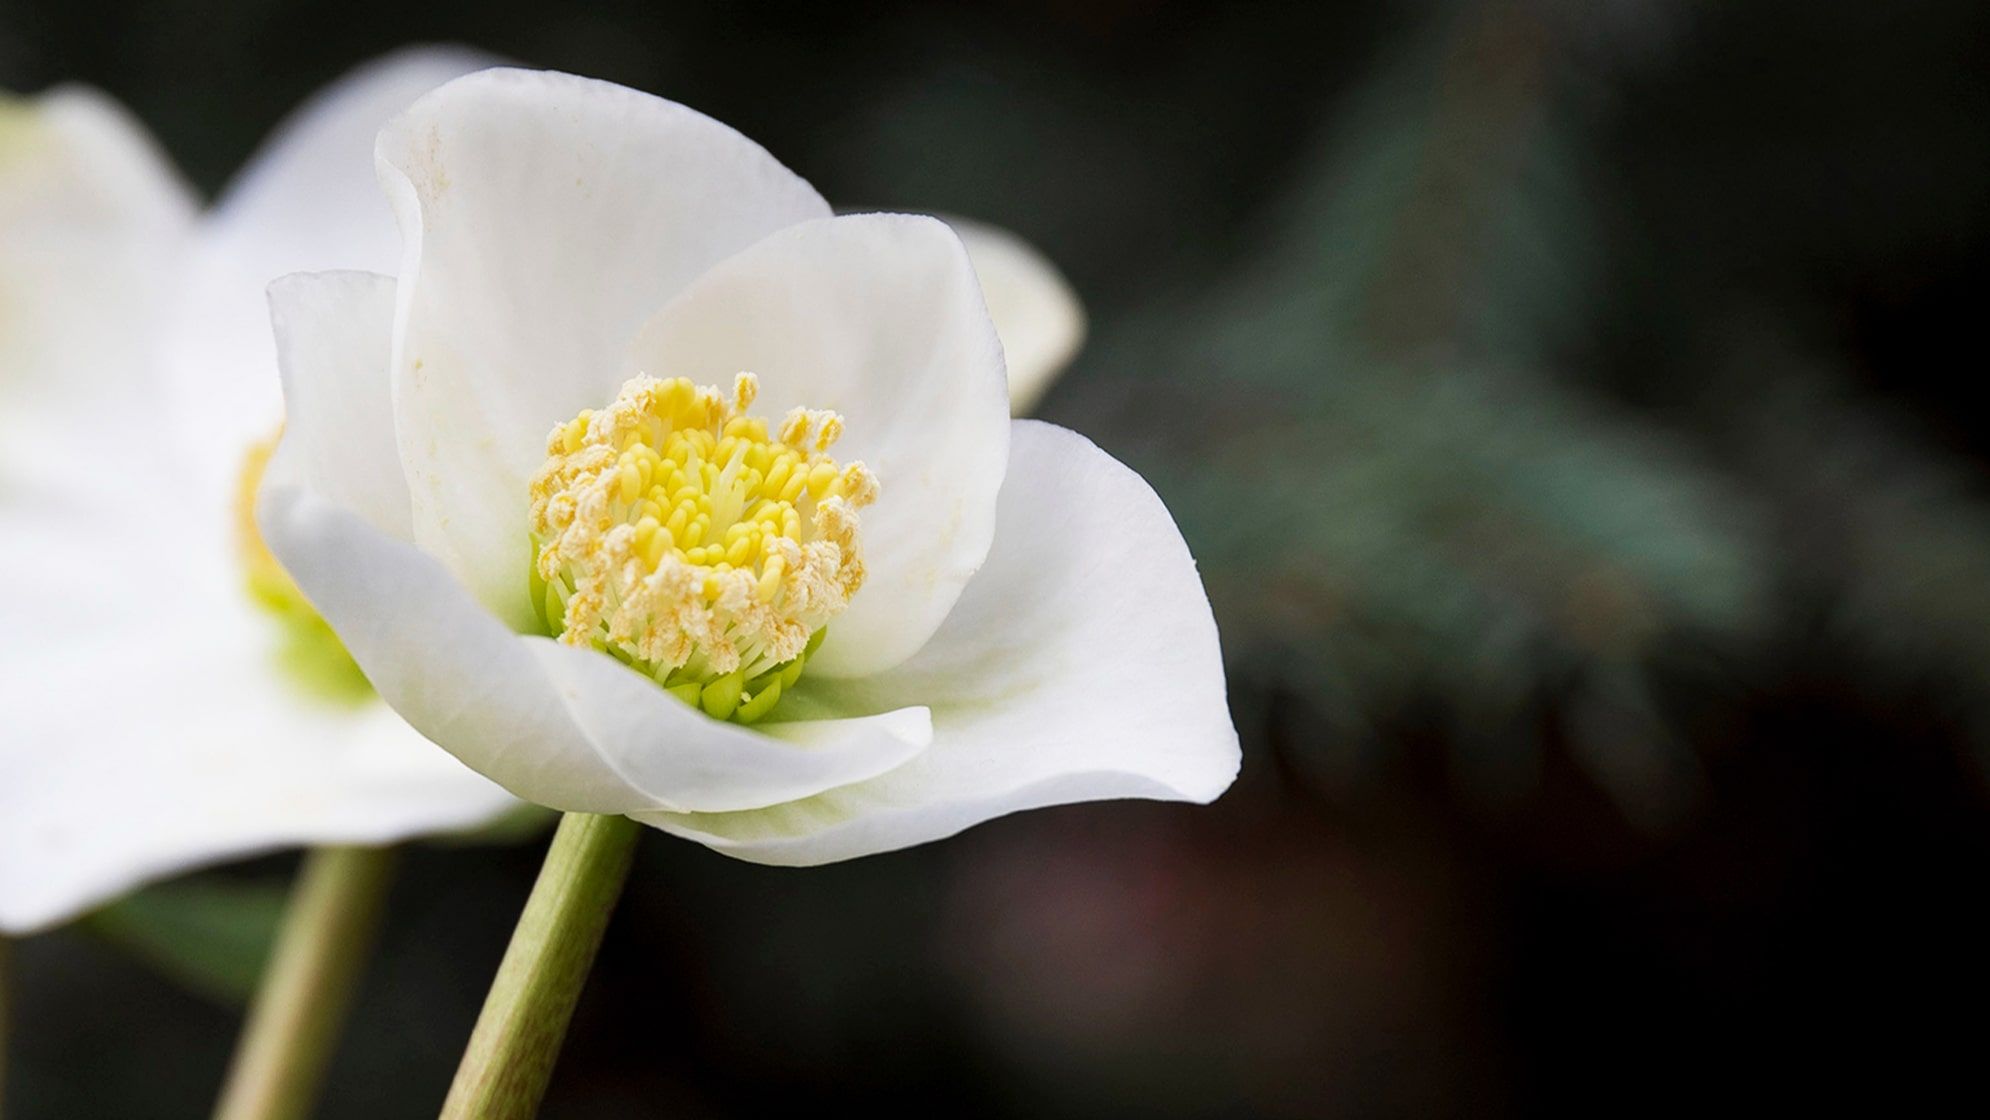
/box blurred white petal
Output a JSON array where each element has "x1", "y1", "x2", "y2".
[
  {"x1": 0, "y1": 610, "x2": 516, "y2": 934},
  {"x1": 0, "y1": 86, "x2": 194, "y2": 466},
  {"x1": 0, "y1": 85, "x2": 198, "y2": 692},
  {"x1": 950, "y1": 218, "x2": 1086, "y2": 414},
  {"x1": 0, "y1": 67, "x2": 546, "y2": 930},
  {"x1": 2, "y1": 239, "x2": 511, "y2": 938}
]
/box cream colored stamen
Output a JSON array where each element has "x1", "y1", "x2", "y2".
[{"x1": 528, "y1": 373, "x2": 876, "y2": 721}]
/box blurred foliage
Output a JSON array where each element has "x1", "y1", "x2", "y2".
[
  {"x1": 1722, "y1": 345, "x2": 1990, "y2": 759},
  {"x1": 77, "y1": 878, "x2": 286, "y2": 1006},
  {"x1": 1057, "y1": 2, "x2": 1767, "y2": 820}
]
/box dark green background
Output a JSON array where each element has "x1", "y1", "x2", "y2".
[{"x1": 6, "y1": 0, "x2": 1989, "y2": 1115}]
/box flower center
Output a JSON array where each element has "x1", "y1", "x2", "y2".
[
  {"x1": 529, "y1": 373, "x2": 876, "y2": 723},
  {"x1": 235, "y1": 434, "x2": 371, "y2": 702}
]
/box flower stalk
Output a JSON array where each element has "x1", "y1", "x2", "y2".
[
  {"x1": 439, "y1": 812, "x2": 641, "y2": 1120},
  {"x1": 213, "y1": 845, "x2": 397, "y2": 1120}
]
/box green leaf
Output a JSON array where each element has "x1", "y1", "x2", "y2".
[{"x1": 79, "y1": 877, "x2": 288, "y2": 1006}]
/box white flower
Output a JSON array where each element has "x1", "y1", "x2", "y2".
[
  {"x1": 1, "y1": 55, "x2": 1097, "y2": 927},
  {"x1": 260, "y1": 68, "x2": 1238, "y2": 866},
  {"x1": 0, "y1": 52, "x2": 526, "y2": 934}
]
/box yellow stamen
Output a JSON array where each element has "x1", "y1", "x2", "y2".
[{"x1": 528, "y1": 373, "x2": 877, "y2": 721}]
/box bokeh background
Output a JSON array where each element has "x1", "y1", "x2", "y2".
[{"x1": 6, "y1": 0, "x2": 1989, "y2": 1114}]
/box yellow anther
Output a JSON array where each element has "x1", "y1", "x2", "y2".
[
  {"x1": 779, "y1": 411, "x2": 811, "y2": 446},
  {"x1": 763, "y1": 457, "x2": 795, "y2": 497},
  {"x1": 815, "y1": 414, "x2": 844, "y2": 450},
  {"x1": 757, "y1": 554, "x2": 786, "y2": 602},
  {"x1": 528, "y1": 373, "x2": 876, "y2": 721}
]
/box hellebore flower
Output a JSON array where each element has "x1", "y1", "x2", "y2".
[
  {"x1": 0, "y1": 53, "x2": 528, "y2": 933},
  {"x1": 0, "y1": 55, "x2": 1093, "y2": 930},
  {"x1": 260, "y1": 68, "x2": 1239, "y2": 866}
]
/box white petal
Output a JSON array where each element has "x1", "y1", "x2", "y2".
[
  {"x1": 0, "y1": 86, "x2": 191, "y2": 234},
  {"x1": 0, "y1": 610, "x2": 518, "y2": 935},
  {"x1": 263, "y1": 269, "x2": 937, "y2": 814},
  {"x1": 0, "y1": 248, "x2": 515, "y2": 932},
  {"x1": 158, "y1": 47, "x2": 502, "y2": 497},
  {"x1": 260, "y1": 272, "x2": 618, "y2": 807},
  {"x1": 529, "y1": 642, "x2": 934, "y2": 812},
  {"x1": 266, "y1": 271, "x2": 411, "y2": 537},
  {"x1": 378, "y1": 68, "x2": 831, "y2": 627},
  {"x1": 261, "y1": 482, "x2": 650, "y2": 812},
  {"x1": 0, "y1": 86, "x2": 200, "y2": 646},
  {"x1": 632, "y1": 421, "x2": 1240, "y2": 863},
  {"x1": 624, "y1": 213, "x2": 1009, "y2": 678},
  {"x1": 949, "y1": 218, "x2": 1086, "y2": 414},
  {"x1": 0, "y1": 81, "x2": 529, "y2": 935},
  {"x1": 263, "y1": 480, "x2": 937, "y2": 815},
  {"x1": 0, "y1": 86, "x2": 194, "y2": 462}
]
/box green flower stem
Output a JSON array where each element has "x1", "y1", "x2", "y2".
[
  {"x1": 439, "y1": 812, "x2": 641, "y2": 1120},
  {"x1": 213, "y1": 845, "x2": 397, "y2": 1120}
]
